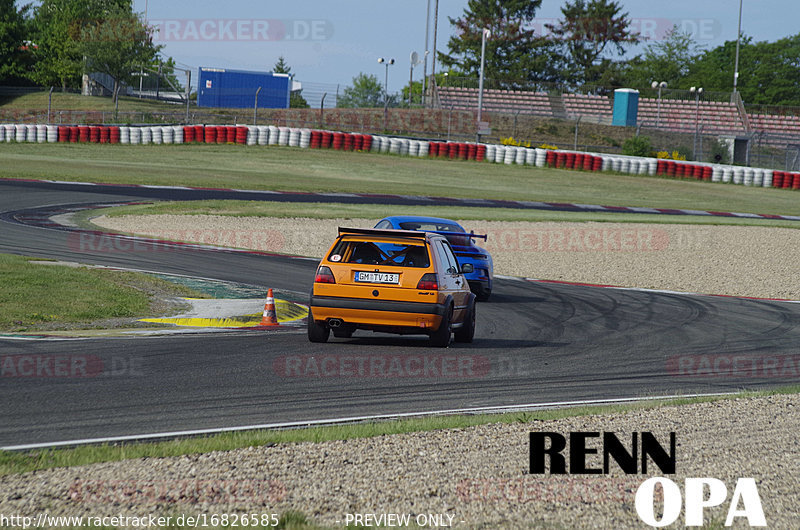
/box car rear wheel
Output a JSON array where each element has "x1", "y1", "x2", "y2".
[
  {"x1": 454, "y1": 299, "x2": 476, "y2": 343},
  {"x1": 307, "y1": 314, "x2": 330, "y2": 343},
  {"x1": 429, "y1": 305, "x2": 452, "y2": 348},
  {"x1": 475, "y1": 286, "x2": 491, "y2": 302}
]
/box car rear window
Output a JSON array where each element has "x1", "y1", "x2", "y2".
[
  {"x1": 398, "y1": 221, "x2": 471, "y2": 247},
  {"x1": 329, "y1": 240, "x2": 430, "y2": 268},
  {"x1": 398, "y1": 221, "x2": 463, "y2": 232}
]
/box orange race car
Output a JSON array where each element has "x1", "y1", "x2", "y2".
[{"x1": 308, "y1": 227, "x2": 477, "y2": 347}]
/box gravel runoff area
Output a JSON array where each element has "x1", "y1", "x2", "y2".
[
  {"x1": 1, "y1": 394, "x2": 798, "y2": 528},
  {"x1": 94, "y1": 214, "x2": 800, "y2": 300},
  {"x1": 44, "y1": 214, "x2": 795, "y2": 528}
]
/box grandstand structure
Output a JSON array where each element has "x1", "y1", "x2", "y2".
[
  {"x1": 749, "y1": 112, "x2": 800, "y2": 137},
  {"x1": 434, "y1": 82, "x2": 800, "y2": 143},
  {"x1": 435, "y1": 86, "x2": 554, "y2": 117}
]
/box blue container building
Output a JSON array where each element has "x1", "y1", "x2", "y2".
[{"x1": 197, "y1": 67, "x2": 291, "y2": 109}]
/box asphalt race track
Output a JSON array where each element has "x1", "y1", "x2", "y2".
[{"x1": 2, "y1": 179, "x2": 800, "y2": 448}]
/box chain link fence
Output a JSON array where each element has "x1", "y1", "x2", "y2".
[{"x1": 4, "y1": 83, "x2": 800, "y2": 170}]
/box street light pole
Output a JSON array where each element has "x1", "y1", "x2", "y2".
[
  {"x1": 254, "y1": 86, "x2": 262, "y2": 126},
  {"x1": 690, "y1": 86, "x2": 703, "y2": 160},
  {"x1": 185, "y1": 69, "x2": 191, "y2": 123},
  {"x1": 140, "y1": 0, "x2": 149, "y2": 99},
  {"x1": 651, "y1": 81, "x2": 667, "y2": 127},
  {"x1": 409, "y1": 62, "x2": 414, "y2": 107},
  {"x1": 422, "y1": 0, "x2": 431, "y2": 107},
  {"x1": 476, "y1": 28, "x2": 490, "y2": 142},
  {"x1": 378, "y1": 57, "x2": 395, "y2": 131},
  {"x1": 431, "y1": 0, "x2": 439, "y2": 79},
  {"x1": 409, "y1": 51, "x2": 422, "y2": 107},
  {"x1": 733, "y1": 0, "x2": 743, "y2": 94}
]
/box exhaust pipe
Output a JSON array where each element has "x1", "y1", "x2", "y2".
[{"x1": 327, "y1": 318, "x2": 342, "y2": 328}]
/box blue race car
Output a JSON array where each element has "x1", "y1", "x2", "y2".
[{"x1": 374, "y1": 215, "x2": 493, "y2": 301}]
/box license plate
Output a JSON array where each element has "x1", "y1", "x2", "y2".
[{"x1": 355, "y1": 271, "x2": 399, "y2": 284}]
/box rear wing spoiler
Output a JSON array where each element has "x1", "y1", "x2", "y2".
[
  {"x1": 427, "y1": 229, "x2": 488, "y2": 242},
  {"x1": 338, "y1": 227, "x2": 428, "y2": 239}
]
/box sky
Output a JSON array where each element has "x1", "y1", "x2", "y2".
[{"x1": 132, "y1": 0, "x2": 796, "y2": 101}]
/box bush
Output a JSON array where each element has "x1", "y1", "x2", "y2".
[
  {"x1": 709, "y1": 139, "x2": 730, "y2": 164},
  {"x1": 622, "y1": 135, "x2": 652, "y2": 157},
  {"x1": 500, "y1": 136, "x2": 532, "y2": 147},
  {"x1": 655, "y1": 150, "x2": 687, "y2": 161},
  {"x1": 675, "y1": 145, "x2": 692, "y2": 161}
]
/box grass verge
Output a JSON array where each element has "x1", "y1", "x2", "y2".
[
  {"x1": 0, "y1": 92, "x2": 186, "y2": 113},
  {"x1": 2, "y1": 143, "x2": 800, "y2": 216},
  {"x1": 1, "y1": 386, "x2": 797, "y2": 477},
  {"x1": 89, "y1": 199, "x2": 800, "y2": 230},
  {"x1": 0, "y1": 253, "x2": 206, "y2": 332}
]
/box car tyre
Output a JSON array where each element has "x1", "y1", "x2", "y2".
[
  {"x1": 475, "y1": 286, "x2": 491, "y2": 302},
  {"x1": 429, "y1": 305, "x2": 452, "y2": 348},
  {"x1": 454, "y1": 299, "x2": 476, "y2": 343},
  {"x1": 307, "y1": 315, "x2": 330, "y2": 343}
]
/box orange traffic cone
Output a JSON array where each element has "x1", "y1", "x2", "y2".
[{"x1": 260, "y1": 288, "x2": 279, "y2": 326}]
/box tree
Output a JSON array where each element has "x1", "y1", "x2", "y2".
[
  {"x1": 745, "y1": 35, "x2": 800, "y2": 105},
  {"x1": 685, "y1": 34, "x2": 800, "y2": 106},
  {"x1": 547, "y1": 0, "x2": 639, "y2": 85},
  {"x1": 29, "y1": 0, "x2": 84, "y2": 89},
  {"x1": 337, "y1": 73, "x2": 391, "y2": 108},
  {"x1": 0, "y1": 0, "x2": 33, "y2": 85},
  {"x1": 29, "y1": 0, "x2": 152, "y2": 92},
  {"x1": 402, "y1": 80, "x2": 423, "y2": 107},
  {"x1": 138, "y1": 56, "x2": 184, "y2": 94},
  {"x1": 31, "y1": 0, "x2": 123, "y2": 90},
  {"x1": 592, "y1": 58, "x2": 634, "y2": 93},
  {"x1": 626, "y1": 26, "x2": 703, "y2": 89},
  {"x1": 290, "y1": 91, "x2": 309, "y2": 108},
  {"x1": 273, "y1": 55, "x2": 290, "y2": 74},
  {"x1": 272, "y1": 55, "x2": 308, "y2": 108},
  {"x1": 77, "y1": 2, "x2": 161, "y2": 104},
  {"x1": 438, "y1": 0, "x2": 565, "y2": 88}
]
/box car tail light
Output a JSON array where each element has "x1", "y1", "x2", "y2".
[
  {"x1": 416, "y1": 273, "x2": 438, "y2": 290},
  {"x1": 315, "y1": 266, "x2": 336, "y2": 284}
]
